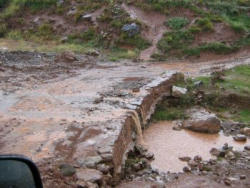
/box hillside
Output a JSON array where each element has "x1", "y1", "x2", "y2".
[{"x1": 0, "y1": 0, "x2": 250, "y2": 61}]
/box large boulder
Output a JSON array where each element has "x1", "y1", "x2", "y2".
[
  {"x1": 183, "y1": 108, "x2": 221, "y2": 134},
  {"x1": 122, "y1": 23, "x2": 140, "y2": 36}
]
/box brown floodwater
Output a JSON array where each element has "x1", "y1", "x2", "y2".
[{"x1": 143, "y1": 121, "x2": 249, "y2": 173}]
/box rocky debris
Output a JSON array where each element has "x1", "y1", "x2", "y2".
[
  {"x1": 183, "y1": 108, "x2": 221, "y2": 133},
  {"x1": 244, "y1": 145, "x2": 250, "y2": 150},
  {"x1": 79, "y1": 156, "x2": 102, "y2": 168},
  {"x1": 86, "y1": 49, "x2": 100, "y2": 56},
  {"x1": 60, "y1": 36, "x2": 68, "y2": 43},
  {"x1": 171, "y1": 86, "x2": 187, "y2": 97},
  {"x1": 59, "y1": 164, "x2": 76, "y2": 177},
  {"x1": 221, "y1": 122, "x2": 247, "y2": 136},
  {"x1": 233, "y1": 134, "x2": 247, "y2": 142},
  {"x1": 82, "y1": 14, "x2": 93, "y2": 22},
  {"x1": 55, "y1": 51, "x2": 78, "y2": 63},
  {"x1": 179, "y1": 156, "x2": 191, "y2": 162},
  {"x1": 240, "y1": 127, "x2": 250, "y2": 136},
  {"x1": 122, "y1": 23, "x2": 140, "y2": 37},
  {"x1": 76, "y1": 168, "x2": 103, "y2": 184},
  {"x1": 193, "y1": 80, "x2": 203, "y2": 88}
]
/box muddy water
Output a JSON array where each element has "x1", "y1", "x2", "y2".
[{"x1": 143, "y1": 121, "x2": 249, "y2": 173}]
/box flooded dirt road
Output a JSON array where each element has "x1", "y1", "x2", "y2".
[{"x1": 144, "y1": 121, "x2": 249, "y2": 173}]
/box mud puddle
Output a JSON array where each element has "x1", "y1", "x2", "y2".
[{"x1": 143, "y1": 121, "x2": 249, "y2": 173}]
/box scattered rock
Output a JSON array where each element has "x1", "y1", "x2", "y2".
[
  {"x1": 225, "y1": 151, "x2": 235, "y2": 160},
  {"x1": 59, "y1": 164, "x2": 76, "y2": 177},
  {"x1": 76, "y1": 168, "x2": 103, "y2": 183},
  {"x1": 144, "y1": 152, "x2": 154, "y2": 160},
  {"x1": 233, "y1": 134, "x2": 247, "y2": 142},
  {"x1": 194, "y1": 80, "x2": 203, "y2": 87},
  {"x1": 86, "y1": 49, "x2": 100, "y2": 56},
  {"x1": 82, "y1": 14, "x2": 92, "y2": 22},
  {"x1": 240, "y1": 175, "x2": 246, "y2": 180},
  {"x1": 172, "y1": 124, "x2": 182, "y2": 131},
  {"x1": 56, "y1": 52, "x2": 78, "y2": 63},
  {"x1": 60, "y1": 36, "x2": 68, "y2": 43},
  {"x1": 183, "y1": 108, "x2": 221, "y2": 133},
  {"x1": 188, "y1": 160, "x2": 197, "y2": 169},
  {"x1": 97, "y1": 164, "x2": 110, "y2": 174},
  {"x1": 171, "y1": 86, "x2": 187, "y2": 97},
  {"x1": 240, "y1": 127, "x2": 250, "y2": 136},
  {"x1": 179, "y1": 156, "x2": 191, "y2": 162},
  {"x1": 194, "y1": 155, "x2": 202, "y2": 162},
  {"x1": 244, "y1": 145, "x2": 250, "y2": 150},
  {"x1": 183, "y1": 166, "x2": 191, "y2": 172},
  {"x1": 80, "y1": 156, "x2": 102, "y2": 168}
]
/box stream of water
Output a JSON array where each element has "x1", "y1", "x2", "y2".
[{"x1": 143, "y1": 121, "x2": 249, "y2": 173}]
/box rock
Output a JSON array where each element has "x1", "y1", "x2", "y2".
[
  {"x1": 244, "y1": 145, "x2": 250, "y2": 150},
  {"x1": 225, "y1": 151, "x2": 235, "y2": 160},
  {"x1": 97, "y1": 164, "x2": 110, "y2": 174},
  {"x1": 171, "y1": 86, "x2": 187, "y2": 97},
  {"x1": 67, "y1": 7, "x2": 77, "y2": 15},
  {"x1": 60, "y1": 36, "x2": 68, "y2": 43},
  {"x1": 179, "y1": 156, "x2": 191, "y2": 162},
  {"x1": 86, "y1": 49, "x2": 100, "y2": 56},
  {"x1": 183, "y1": 166, "x2": 191, "y2": 172},
  {"x1": 172, "y1": 124, "x2": 182, "y2": 131},
  {"x1": 240, "y1": 127, "x2": 250, "y2": 136},
  {"x1": 144, "y1": 152, "x2": 154, "y2": 160},
  {"x1": 76, "y1": 180, "x2": 88, "y2": 188},
  {"x1": 188, "y1": 160, "x2": 197, "y2": 169},
  {"x1": 233, "y1": 134, "x2": 247, "y2": 142},
  {"x1": 240, "y1": 175, "x2": 246, "y2": 180},
  {"x1": 80, "y1": 156, "x2": 102, "y2": 168},
  {"x1": 101, "y1": 153, "x2": 113, "y2": 162},
  {"x1": 56, "y1": 51, "x2": 78, "y2": 63},
  {"x1": 59, "y1": 164, "x2": 76, "y2": 176},
  {"x1": 224, "y1": 177, "x2": 238, "y2": 186},
  {"x1": 121, "y1": 23, "x2": 140, "y2": 37},
  {"x1": 183, "y1": 108, "x2": 221, "y2": 134},
  {"x1": 82, "y1": 14, "x2": 92, "y2": 22},
  {"x1": 194, "y1": 80, "x2": 203, "y2": 87},
  {"x1": 194, "y1": 155, "x2": 202, "y2": 162},
  {"x1": 210, "y1": 148, "x2": 226, "y2": 157},
  {"x1": 76, "y1": 168, "x2": 103, "y2": 183}
]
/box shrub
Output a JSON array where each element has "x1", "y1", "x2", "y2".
[
  {"x1": 0, "y1": 23, "x2": 7, "y2": 37},
  {"x1": 195, "y1": 18, "x2": 213, "y2": 31},
  {"x1": 165, "y1": 17, "x2": 189, "y2": 30}
]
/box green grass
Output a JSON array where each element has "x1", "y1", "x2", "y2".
[
  {"x1": 165, "y1": 17, "x2": 189, "y2": 30},
  {"x1": 0, "y1": 0, "x2": 57, "y2": 18},
  {"x1": 235, "y1": 109, "x2": 250, "y2": 123},
  {"x1": 107, "y1": 48, "x2": 138, "y2": 61},
  {"x1": 184, "y1": 42, "x2": 237, "y2": 56},
  {"x1": 152, "y1": 107, "x2": 188, "y2": 121}
]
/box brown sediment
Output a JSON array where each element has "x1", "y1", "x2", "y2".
[{"x1": 143, "y1": 121, "x2": 249, "y2": 173}]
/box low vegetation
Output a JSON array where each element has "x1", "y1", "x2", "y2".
[
  {"x1": 0, "y1": 0, "x2": 249, "y2": 60},
  {"x1": 153, "y1": 65, "x2": 250, "y2": 123}
]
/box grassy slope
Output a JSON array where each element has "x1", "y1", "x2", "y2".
[
  {"x1": 0, "y1": 0, "x2": 150, "y2": 60},
  {"x1": 128, "y1": 0, "x2": 250, "y2": 59},
  {"x1": 153, "y1": 65, "x2": 250, "y2": 123}
]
